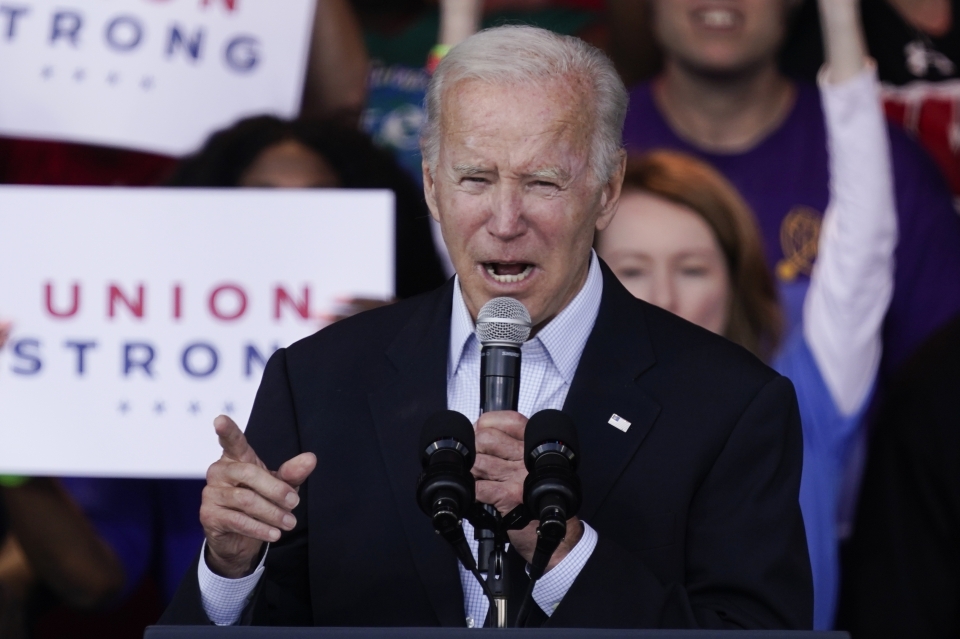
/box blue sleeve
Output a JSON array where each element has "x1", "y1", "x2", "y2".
[{"x1": 774, "y1": 331, "x2": 870, "y2": 629}]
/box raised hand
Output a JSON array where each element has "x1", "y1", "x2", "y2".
[
  {"x1": 818, "y1": 0, "x2": 867, "y2": 82},
  {"x1": 472, "y1": 411, "x2": 582, "y2": 572},
  {"x1": 200, "y1": 415, "x2": 316, "y2": 578}
]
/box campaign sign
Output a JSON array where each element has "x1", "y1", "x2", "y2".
[
  {"x1": 0, "y1": 187, "x2": 393, "y2": 478},
  {"x1": 0, "y1": 0, "x2": 315, "y2": 155}
]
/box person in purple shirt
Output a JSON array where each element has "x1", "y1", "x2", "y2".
[{"x1": 623, "y1": 0, "x2": 960, "y2": 378}]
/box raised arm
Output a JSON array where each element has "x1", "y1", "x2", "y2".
[
  {"x1": 818, "y1": 0, "x2": 867, "y2": 83},
  {"x1": 439, "y1": 0, "x2": 483, "y2": 50},
  {"x1": 300, "y1": 0, "x2": 370, "y2": 126},
  {"x1": 1, "y1": 479, "x2": 124, "y2": 609},
  {"x1": 803, "y1": 0, "x2": 897, "y2": 416}
]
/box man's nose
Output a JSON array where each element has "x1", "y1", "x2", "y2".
[{"x1": 485, "y1": 186, "x2": 526, "y2": 240}]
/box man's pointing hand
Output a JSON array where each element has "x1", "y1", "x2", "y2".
[{"x1": 200, "y1": 415, "x2": 316, "y2": 579}]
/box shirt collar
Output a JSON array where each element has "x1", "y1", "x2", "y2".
[{"x1": 448, "y1": 251, "x2": 603, "y2": 384}]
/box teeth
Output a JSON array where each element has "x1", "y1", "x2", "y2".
[
  {"x1": 485, "y1": 264, "x2": 534, "y2": 284},
  {"x1": 700, "y1": 9, "x2": 735, "y2": 27}
]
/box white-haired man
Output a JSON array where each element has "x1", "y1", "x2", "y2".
[{"x1": 160, "y1": 26, "x2": 812, "y2": 629}]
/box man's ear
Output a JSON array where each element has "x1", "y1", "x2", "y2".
[
  {"x1": 595, "y1": 150, "x2": 627, "y2": 232},
  {"x1": 423, "y1": 161, "x2": 441, "y2": 223}
]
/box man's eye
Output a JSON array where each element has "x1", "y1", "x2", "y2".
[
  {"x1": 532, "y1": 181, "x2": 557, "y2": 188},
  {"x1": 618, "y1": 268, "x2": 645, "y2": 279},
  {"x1": 680, "y1": 267, "x2": 709, "y2": 277},
  {"x1": 463, "y1": 177, "x2": 488, "y2": 185}
]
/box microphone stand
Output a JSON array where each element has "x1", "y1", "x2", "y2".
[
  {"x1": 468, "y1": 503, "x2": 531, "y2": 628},
  {"x1": 475, "y1": 300, "x2": 530, "y2": 627}
]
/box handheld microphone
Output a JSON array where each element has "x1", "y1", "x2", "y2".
[
  {"x1": 476, "y1": 297, "x2": 532, "y2": 414},
  {"x1": 416, "y1": 410, "x2": 478, "y2": 571},
  {"x1": 523, "y1": 409, "x2": 582, "y2": 579}
]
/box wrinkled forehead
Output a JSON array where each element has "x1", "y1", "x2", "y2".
[{"x1": 438, "y1": 76, "x2": 596, "y2": 158}]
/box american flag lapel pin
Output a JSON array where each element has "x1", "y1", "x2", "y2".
[{"x1": 608, "y1": 413, "x2": 631, "y2": 433}]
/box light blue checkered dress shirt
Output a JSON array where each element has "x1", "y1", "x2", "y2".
[
  {"x1": 448, "y1": 253, "x2": 602, "y2": 627},
  {"x1": 199, "y1": 252, "x2": 604, "y2": 627}
]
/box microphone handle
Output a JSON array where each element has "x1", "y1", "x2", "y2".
[{"x1": 480, "y1": 344, "x2": 521, "y2": 413}]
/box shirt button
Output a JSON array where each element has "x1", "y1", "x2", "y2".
[{"x1": 466, "y1": 616, "x2": 475, "y2": 628}]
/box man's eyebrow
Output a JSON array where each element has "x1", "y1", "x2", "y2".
[
  {"x1": 452, "y1": 164, "x2": 491, "y2": 175},
  {"x1": 528, "y1": 167, "x2": 569, "y2": 182}
]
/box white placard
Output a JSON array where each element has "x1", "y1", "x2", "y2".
[
  {"x1": 0, "y1": 186, "x2": 393, "y2": 478},
  {"x1": 0, "y1": 0, "x2": 316, "y2": 155}
]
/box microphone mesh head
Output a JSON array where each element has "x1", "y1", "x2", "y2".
[{"x1": 476, "y1": 297, "x2": 532, "y2": 345}]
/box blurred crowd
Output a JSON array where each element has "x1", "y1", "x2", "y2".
[{"x1": 1, "y1": 0, "x2": 959, "y2": 637}]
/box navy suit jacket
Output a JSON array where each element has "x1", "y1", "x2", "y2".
[{"x1": 160, "y1": 262, "x2": 813, "y2": 629}]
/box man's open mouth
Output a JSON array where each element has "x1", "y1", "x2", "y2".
[{"x1": 484, "y1": 262, "x2": 535, "y2": 284}]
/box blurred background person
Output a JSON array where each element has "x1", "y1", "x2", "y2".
[
  {"x1": 168, "y1": 115, "x2": 446, "y2": 300},
  {"x1": 599, "y1": 0, "x2": 897, "y2": 627},
  {"x1": 623, "y1": 0, "x2": 960, "y2": 376},
  {"x1": 620, "y1": 1, "x2": 960, "y2": 595},
  {"x1": 839, "y1": 314, "x2": 960, "y2": 638},
  {"x1": 782, "y1": 0, "x2": 960, "y2": 204}
]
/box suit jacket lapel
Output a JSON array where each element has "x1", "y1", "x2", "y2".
[
  {"x1": 563, "y1": 263, "x2": 662, "y2": 522},
  {"x1": 367, "y1": 280, "x2": 465, "y2": 626}
]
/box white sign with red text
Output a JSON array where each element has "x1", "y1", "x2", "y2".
[
  {"x1": 0, "y1": 187, "x2": 393, "y2": 477},
  {"x1": 0, "y1": 0, "x2": 315, "y2": 155}
]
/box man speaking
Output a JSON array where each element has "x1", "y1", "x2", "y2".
[{"x1": 161, "y1": 26, "x2": 812, "y2": 629}]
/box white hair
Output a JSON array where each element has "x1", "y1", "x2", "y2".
[{"x1": 421, "y1": 25, "x2": 628, "y2": 184}]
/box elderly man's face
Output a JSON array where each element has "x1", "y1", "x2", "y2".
[
  {"x1": 651, "y1": 0, "x2": 792, "y2": 76},
  {"x1": 424, "y1": 77, "x2": 623, "y2": 328}
]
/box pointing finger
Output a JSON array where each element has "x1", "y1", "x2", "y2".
[{"x1": 214, "y1": 415, "x2": 259, "y2": 465}]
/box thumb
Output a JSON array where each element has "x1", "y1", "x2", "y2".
[
  {"x1": 278, "y1": 452, "x2": 317, "y2": 489},
  {"x1": 214, "y1": 415, "x2": 260, "y2": 465}
]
